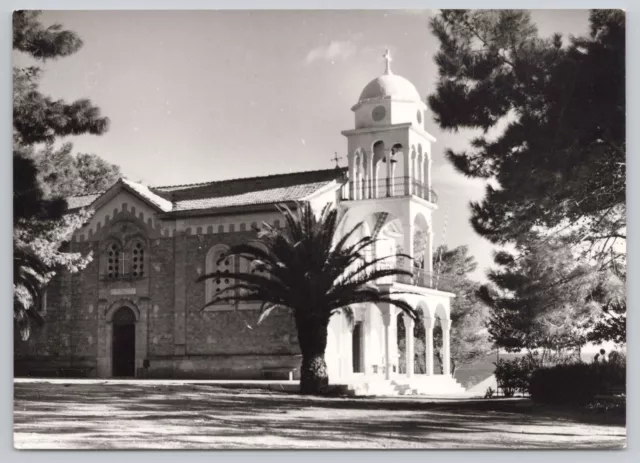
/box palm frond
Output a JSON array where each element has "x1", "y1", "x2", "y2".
[
  {"x1": 331, "y1": 306, "x2": 356, "y2": 331},
  {"x1": 199, "y1": 200, "x2": 421, "y2": 329},
  {"x1": 257, "y1": 301, "x2": 289, "y2": 325}
]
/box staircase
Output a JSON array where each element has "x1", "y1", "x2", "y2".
[
  {"x1": 392, "y1": 375, "x2": 467, "y2": 396},
  {"x1": 337, "y1": 374, "x2": 468, "y2": 397}
]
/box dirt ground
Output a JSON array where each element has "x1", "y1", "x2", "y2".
[{"x1": 13, "y1": 380, "x2": 626, "y2": 450}]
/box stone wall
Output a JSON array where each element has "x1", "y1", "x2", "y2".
[{"x1": 15, "y1": 207, "x2": 301, "y2": 379}]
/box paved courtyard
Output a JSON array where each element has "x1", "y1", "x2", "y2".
[{"x1": 13, "y1": 379, "x2": 626, "y2": 449}]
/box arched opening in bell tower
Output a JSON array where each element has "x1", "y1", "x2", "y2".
[
  {"x1": 371, "y1": 140, "x2": 385, "y2": 199},
  {"x1": 372, "y1": 141, "x2": 407, "y2": 198}
]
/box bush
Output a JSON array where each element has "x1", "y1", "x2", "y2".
[
  {"x1": 484, "y1": 387, "x2": 495, "y2": 399},
  {"x1": 529, "y1": 360, "x2": 626, "y2": 405},
  {"x1": 494, "y1": 355, "x2": 538, "y2": 397}
]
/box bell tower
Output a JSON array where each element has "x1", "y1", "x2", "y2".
[{"x1": 340, "y1": 50, "x2": 438, "y2": 277}]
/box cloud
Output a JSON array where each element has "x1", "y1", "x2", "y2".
[{"x1": 305, "y1": 40, "x2": 357, "y2": 65}]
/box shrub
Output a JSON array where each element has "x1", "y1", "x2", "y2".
[
  {"x1": 484, "y1": 387, "x2": 495, "y2": 399},
  {"x1": 494, "y1": 355, "x2": 538, "y2": 397},
  {"x1": 529, "y1": 360, "x2": 626, "y2": 405}
]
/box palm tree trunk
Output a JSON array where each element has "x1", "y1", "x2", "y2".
[
  {"x1": 300, "y1": 352, "x2": 328, "y2": 395},
  {"x1": 296, "y1": 316, "x2": 329, "y2": 395}
]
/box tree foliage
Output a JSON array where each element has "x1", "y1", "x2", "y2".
[
  {"x1": 432, "y1": 245, "x2": 492, "y2": 374},
  {"x1": 199, "y1": 202, "x2": 417, "y2": 395},
  {"x1": 481, "y1": 235, "x2": 624, "y2": 356},
  {"x1": 13, "y1": 11, "x2": 111, "y2": 339},
  {"x1": 586, "y1": 264, "x2": 626, "y2": 345},
  {"x1": 428, "y1": 10, "x2": 625, "y2": 255},
  {"x1": 429, "y1": 10, "x2": 626, "y2": 350},
  {"x1": 30, "y1": 143, "x2": 120, "y2": 198}
]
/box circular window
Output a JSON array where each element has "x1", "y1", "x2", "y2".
[
  {"x1": 417, "y1": 110, "x2": 422, "y2": 124},
  {"x1": 372, "y1": 105, "x2": 386, "y2": 122}
]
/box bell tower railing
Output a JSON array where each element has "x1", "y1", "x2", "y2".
[{"x1": 341, "y1": 177, "x2": 438, "y2": 203}]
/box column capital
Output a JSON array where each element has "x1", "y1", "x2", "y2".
[
  {"x1": 379, "y1": 303, "x2": 393, "y2": 326},
  {"x1": 440, "y1": 318, "x2": 452, "y2": 331},
  {"x1": 423, "y1": 317, "x2": 435, "y2": 330},
  {"x1": 402, "y1": 313, "x2": 415, "y2": 330}
]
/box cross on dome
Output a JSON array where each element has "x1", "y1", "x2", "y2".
[{"x1": 383, "y1": 49, "x2": 393, "y2": 75}]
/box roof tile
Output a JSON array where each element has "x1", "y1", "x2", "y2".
[
  {"x1": 64, "y1": 168, "x2": 346, "y2": 214},
  {"x1": 173, "y1": 181, "x2": 333, "y2": 211}
]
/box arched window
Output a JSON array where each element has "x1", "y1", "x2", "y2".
[
  {"x1": 205, "y1": 245, "x2": 236, "y2": 304},
  {"x1": 103, "y1": 241, "x2": 123, "y2": 280},
  {"x1": 129, "y1": 240, "x2": 147, "y2": 278}
]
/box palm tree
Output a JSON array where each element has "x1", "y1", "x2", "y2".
[
  {"x1": 14, "y1": 246, "x2": 48, "y2": 340},
  {"x1": 198, "y1": 202, "x2": 418, "y2": 395}
]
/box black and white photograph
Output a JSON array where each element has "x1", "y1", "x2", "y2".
[{"x1": 12, "y1": 7, "x2": 626, "y2": 450}]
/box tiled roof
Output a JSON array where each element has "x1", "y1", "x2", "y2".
[
  {"x1": 172, "y1": 180, "x2": 334, "y2": 211},
  {"x1": 160, "y1": 168, "x2": 345, "y2": 212},
  {"x1": 64, "y1": 168, "x2": 347, "y2": 214}
]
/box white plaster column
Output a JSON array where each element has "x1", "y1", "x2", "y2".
[
  {"x1": 366, "y1": 151, "x2": 374, "y2": 199},
  {"x1": 417, "y1": 152, "x2": 425, "y2": 190},
  {"x1": 382, "y1": 305, "x2": 396, "y2": 380},
  {"x1": 386, "y1": 153, "x2": 393, "y2": 197},
  {"x1": 404, "y1": 149, "x2": 413, "y2": 195},
  {"x1": 390, "y1": 156, "x2": 397, "y2": 196},
  {"x1": 372, "y1": 162, "x2": 380, "y2": 199},
  {"x1": 424, "y1": 317, "x2": 434, "y2": 376},
  {"x1": 348, "y1": 152, "x2": 356, "y2": 200},
  {"x1": 360, "y1": 156, "x2": 367, "y2": 200},
  {"x1": 403, "y1": 315, "x2": 415, "y2": 377},
  {"x1": 362, "y1": 311, "x2": 372, "y2": 376},
  {"x1": 426, "y1": 157, "x2": 433, "y2": 202},
  {"x1": 441, "y1": 318, "x2": 451, "y2": 376},
  {"x1": 354, "y1": 156, "x2": 362, "y2": 201}
]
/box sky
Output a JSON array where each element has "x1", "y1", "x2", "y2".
[{"x1": 14, "y1": 9, "x2": 591, "y2": 281}]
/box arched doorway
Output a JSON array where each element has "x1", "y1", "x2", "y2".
[{"x1": 112, "y1": 306, "x2": 136, "y2": 377}]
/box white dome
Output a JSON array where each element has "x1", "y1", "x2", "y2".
[{"x1": 358, "y1": 74, "x2": 422, "y2": 103}]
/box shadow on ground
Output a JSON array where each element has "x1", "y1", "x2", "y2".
[{"x1": 13, "y1": 381, "x2": 626, "y2": 450}]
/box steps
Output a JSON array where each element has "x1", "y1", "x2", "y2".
[
  {"x1": 336, "y1": 374, "x2": 468, "y2": 397},
  {"x1": 396, "y1": 375, "x2": 468, "y2": 396}
]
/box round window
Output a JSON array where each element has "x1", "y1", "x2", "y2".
[{"x1": 372, "y1": 105, "x2": 386, "y2": 122}]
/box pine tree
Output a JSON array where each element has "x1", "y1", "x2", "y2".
[
  {"x1": 479, "y1": 235, "x2": 623, "y2": 359},
  {"x1": 13, "y1": 11, "x2": 111, "y2": 339},
  {"x1": 29, "y1": 143, "x2": 120, "y2": 198},
  {"x1": 427, "y1": 10, "x2": 625, "y2": 256},
  {"x1": 428, "y1": 10, "x2": 626, "y2": 348}
]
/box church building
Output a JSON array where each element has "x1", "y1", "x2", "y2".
[{"x1": 15, "y1": 51, "x2": 464, "y2": 395}]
